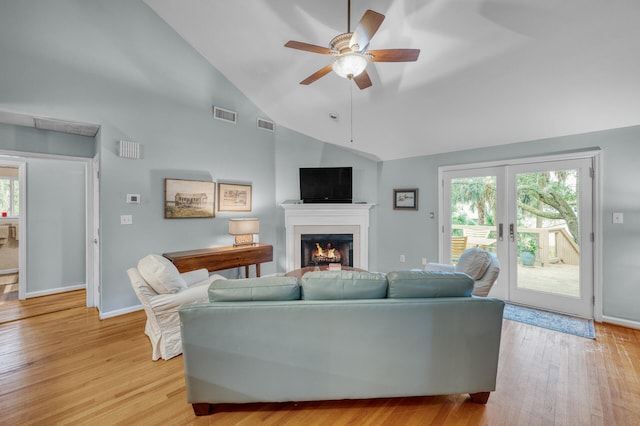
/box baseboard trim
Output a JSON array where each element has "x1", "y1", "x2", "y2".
[
  {"x1": 602, "y1": 315, "x2": 640, "y2": 330},
  {"x1": 99, "y1": 304, "x2": 143, "y2": 320},
  {"x1": 26, "y1": 284, "x2": 86, "y2": 298}
]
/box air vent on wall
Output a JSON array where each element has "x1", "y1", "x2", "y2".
[
  {"x1": 34, "y1": 117, "x2": 100, "y2": 137},
  {"x1": 119, "y1": 140, "x2": 140, "y2": 159},
  {"x1": 213, "y1": 106, "x2": 237, "y2": 124},
  {"x1": 257, "y1": 118, "x2": 275, "y2": 132}
]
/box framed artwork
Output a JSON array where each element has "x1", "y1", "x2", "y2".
[
  {"x1": 393, "y1": 188, "x2": 418, "y2": 210},
  {"x1": 164, "y1": 178, "x2": 215, "y2": 218},
  {"x1": 218, "y1": 183, "x2": 252, "y2": 212}
]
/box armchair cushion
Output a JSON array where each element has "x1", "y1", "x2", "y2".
[
  {"x1": 455, "y1": 248, "x2": 492, "y2": 280},
  {"x1": 137, "y1": 254, "x2": 187, "y2": 294},
  {"x1": 209, "y1": 276, "x2": 300, "y2": 302}
]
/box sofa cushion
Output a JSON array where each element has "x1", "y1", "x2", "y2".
[
  {"x1": 137, "y1": 254, "x2": 187, "y2": 294},
  {"x1": 209, "y1": 276, "x2": 300, "y2": 302},
  {"x1": 455, "y1": 248, "x2": 492, "y2": 280},
  {"x1": 386, "y1": 270, "x2": 473, "y2": 298},
  {"x1": 301, "y1": 270, "x2": 388, "y2": 300}
]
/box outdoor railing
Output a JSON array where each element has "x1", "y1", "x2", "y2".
[{"x1": 452, "y1": 224, "x2": 579, "y2": 267}]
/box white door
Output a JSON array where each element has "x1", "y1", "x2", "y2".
[
  {"x1": 442, "y1": 156, "x2": 594, "y2": 318},
  {"x1": 507, "y1": 159, "x2": 593, "y2": 318}
]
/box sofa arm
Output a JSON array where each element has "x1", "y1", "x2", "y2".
[
  {"x1": 424, "y1": 263, "x2": 456, "y2": 272},
  {"x1": 181, "y1": 269, "x2": 209, "y2": 287}
]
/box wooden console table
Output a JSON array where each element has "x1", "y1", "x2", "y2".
[{"x1": 163, "y1": 244, "x2": 273, "y2": 278}]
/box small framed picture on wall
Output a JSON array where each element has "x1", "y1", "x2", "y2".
[
  {"x1": 393, "y1": 188, "x2": 418, "y2": 210},
  {"x1": 218, "y1": 183, "x2": 252, "y2": 212}
]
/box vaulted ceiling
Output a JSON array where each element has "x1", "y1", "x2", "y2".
[{"x1": 146, "y1": 0, "x2": 640, "y2": 161}]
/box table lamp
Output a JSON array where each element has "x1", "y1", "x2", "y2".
[{"x1": 229, "y1": 218, "x2": 259, "y2": 247}]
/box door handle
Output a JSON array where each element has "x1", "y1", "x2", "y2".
[
  {"x1": 498, "y1": 224, "x2": 503, "y2": 241},
  {"x1": 509, "y1": 223, "x2": 515, "y2": 242}
]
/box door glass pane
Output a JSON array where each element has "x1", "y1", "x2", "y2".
[
  {"x1": 12, "y1": 180, "x2": 19, "y2": 216},
  {"x1": 450, "y1": 176, "x2": 497, "y2": 262},
  {"x1": 515, "y1": 169, "x2": 580, "y2": 297}
]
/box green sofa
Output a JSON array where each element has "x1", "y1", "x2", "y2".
[{"x1": 179, "y1": 270, "x2": 505, "y2": 415}]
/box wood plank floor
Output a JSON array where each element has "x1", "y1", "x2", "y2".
[{"x1": 0, "y1": 293, "x2": 639, "y2": 425}]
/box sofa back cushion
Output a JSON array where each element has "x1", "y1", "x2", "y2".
[
  {"x1": 386, "y1": 270, "x2": 473, "y2": 298},
  {"x1": 209, "y1": 276, "x2": 300, "y2": 302},
  {"x1": 137, "y1": 254, "x2": 187, "y2": 294},
  {"x1": 301, "y1": 270, "x2": 388, "y2": 300}
]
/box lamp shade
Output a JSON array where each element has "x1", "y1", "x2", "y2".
[
  {"x1": 228, "y1": 218, "x2": 260, "y2": 235},
  {"x1": 332, "y1": 53, "x2": 368, "y2": 79}
]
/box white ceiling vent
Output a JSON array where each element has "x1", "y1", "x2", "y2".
[
  {"x1": 213, "y1": 106, "x2": 237, "y2": 124},
  {"x1": 34, "y1": 117, "x2": 100, "y2": 137},
  {"x1": 257, "y1": 118, "x2": 275, "y2": 132}
]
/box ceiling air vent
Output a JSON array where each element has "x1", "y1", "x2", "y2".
[
  {"x1": 34, "y1": 117, "x2": 100, "y2": 137},
  {"x1": 213, "y1": 106, "x2": 237, "y2": 124},
  {"x1": 257, "y1": 118, "x2": 275, "y2": 132}
]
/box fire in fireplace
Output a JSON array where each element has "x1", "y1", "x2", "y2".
[{"x1": 301, "y1": 234, "x2": 353, "y2": 267}]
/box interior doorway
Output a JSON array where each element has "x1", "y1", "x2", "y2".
[
  {"x1": 0, "y1": 162, "x2": 23, "y2": 302},
  {"x1": 0, "y1": 153, "x2": 97, "y2": 310},
  {"x1": 440, "y1": 152, "x2": 599, "y2": 319}
]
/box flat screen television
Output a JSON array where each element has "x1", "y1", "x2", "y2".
[{"x1": 299, "y1": 167, "x2": 352, "y2": 203}]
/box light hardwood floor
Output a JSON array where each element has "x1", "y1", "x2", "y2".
[{"x1": 0, "y1": 291, "x2": 639, "y2": 425}]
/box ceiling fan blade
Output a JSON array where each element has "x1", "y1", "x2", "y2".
[
  {"x1": 367, "y1": 49, "x2": 421, "y2": 62},
  {"x1": 353, "y1": 70, "x2": 372, "y2": 90},
  {"x1": 300, "y1": 64, "x2": 334, "y2": 85},
  {"x1": 285, "y1": 40, "x2": 333, "y2": 55},
  {"x1": 350, "y1": 10, "x2": 385, "y2": 52}
]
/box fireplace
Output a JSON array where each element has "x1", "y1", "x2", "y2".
[
  {"x1": 282, "y1": 202, "x2": 373, "y2": 271},
  {"x1": 300, "y1": 234, "x2": 353, "y2": 267}
]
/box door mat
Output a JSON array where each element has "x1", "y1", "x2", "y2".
[{"x1": 504, "y1": 303, "x2": 596, "y2": 339}]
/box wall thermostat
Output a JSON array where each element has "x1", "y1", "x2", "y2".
[{"x1": 126, "y1": 194, "x2": 141, "y2": 204}]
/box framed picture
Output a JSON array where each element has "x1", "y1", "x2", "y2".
[
  {"x1": 164, "y1": 178, "x2": 215, "y2": 218},
  {"x1": 393, "y1": 188, "x2": 418, "y2": 210},
  {"x1": 218, "y1": 183, "x2": 252, "y2": 212}
]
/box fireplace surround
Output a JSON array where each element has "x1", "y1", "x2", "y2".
[{"x1": 282, "y1": 202, "x2": 373, "y2": 271}]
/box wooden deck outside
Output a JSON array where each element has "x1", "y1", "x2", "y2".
[{"x1": 518, "y1": 263, "x2": 580, "y2": 297}]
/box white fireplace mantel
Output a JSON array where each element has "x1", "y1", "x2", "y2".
[{"x1": 282, "y1": 202, "x2": 374, "y2": 271}]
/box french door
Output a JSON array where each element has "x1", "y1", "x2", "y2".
[{"x1": 441, "y1": 157, "x2": 594, "y2": 318}]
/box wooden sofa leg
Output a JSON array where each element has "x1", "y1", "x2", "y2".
[
  {"x1": 192, "y1": 403, "x2": 213, "y2": 416},
  {"x1": 469, "y1": 392, "x2": 490, "y2": 404}
]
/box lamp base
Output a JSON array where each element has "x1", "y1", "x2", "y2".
[{"x1": 234, "y1": 235, "x2": 255, "y2": 247}]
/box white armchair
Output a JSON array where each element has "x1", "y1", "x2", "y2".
[
  {"x1": 425, "y1": 248, "x2": 500, "y2": 297},
  {"x1": 128, "y1": 254, "x2": 225, "y2": 360}
]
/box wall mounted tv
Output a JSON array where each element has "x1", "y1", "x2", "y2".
[{"x1": 299, "y1": 167, "x2": 352, "y2": 203}]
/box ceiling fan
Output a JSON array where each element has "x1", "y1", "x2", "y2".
[{"x1": 284, "y1": 0, "x2": 420, "y2": 90}]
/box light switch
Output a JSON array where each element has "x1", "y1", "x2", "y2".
[
  {"x1": 612, "y1": 212, "x2": 623, "y2": 224},
  {"x1": 120, "y1": 215, "x2": 133, "y2": 225}
]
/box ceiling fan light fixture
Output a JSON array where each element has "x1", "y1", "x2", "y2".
[{"x1": 332, "y1": 53, "x2": 368, "y2": 79}]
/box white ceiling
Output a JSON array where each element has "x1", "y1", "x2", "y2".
[{"x1": 148, "y1": 1, "x2": 639, "y2": 161}]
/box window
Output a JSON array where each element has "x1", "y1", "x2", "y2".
[{"x1": 0, "y1": 177, "x2": 19, "y2": 217}]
